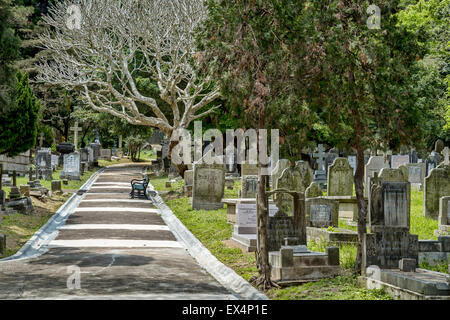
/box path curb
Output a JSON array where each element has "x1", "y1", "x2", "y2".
[
  {"x1": 0, "y1": 168, "x2": 105, "y2": 262},
  {"x1": 147, "y1": 183, "x2": 269, "y2": 301}
]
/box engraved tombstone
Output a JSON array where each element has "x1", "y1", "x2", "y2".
[
  {"x1": 192, "y1": 163, "x2": 226, "y2": 210},
  {"x1": 60, "y1": 152, "x2": 81, "y2": 180},
  {"x1": 241, "y1": 175, "x2": 258, "y2": 198},
  {"x1": 306, "y1": 197, "x2": 339, "y2": 228},
  {"x1": 364, "y1": 156, "x2": 389, "y2": 197},
  {"x1": 424, "y1": 166, "x2": 450, "y2": 220},
  {"x1": 35, "y1": 148, "x2": 52, "y2": 180},
  {"x1": 327, "y1": 157, "x2": 353, "y2": 196}
]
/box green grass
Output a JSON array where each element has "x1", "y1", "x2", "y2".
[
  {"x1": 268, "y1": 275, "x2": 392, "y2": 300},
  {"x1": 410, "y1": 189, "x2": 438, "y2": 240},
  {"x1": 3, "y1": 169, "x2": 97, "y2": 196},
  {"x1": 165, "y1": 197, "x2": 258, "y2": 281}
]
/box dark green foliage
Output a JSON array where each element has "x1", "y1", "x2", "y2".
[
  {"x1": 0, "y1": 0, "x2": 20, "y2": 112},
  {"x1": 0, "y1": 71, "x2": 40, "y2": 156}
]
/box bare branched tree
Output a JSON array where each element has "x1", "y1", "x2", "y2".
[{"x1": 36, "y1": 0, "x2": 220, "y2": 138}]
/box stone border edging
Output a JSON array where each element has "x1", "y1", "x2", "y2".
[
  {"x1": 0, "y1": 168, "x2": 105, "y2": 262},
  {"x1": 147, "y1": 183, "x2": 269, "y2": 301}
]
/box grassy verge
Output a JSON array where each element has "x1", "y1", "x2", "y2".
[{"x1": 0, "y1": 167, "x2": 99, "y2": 258}]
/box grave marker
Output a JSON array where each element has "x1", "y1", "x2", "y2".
[
  {"x1": 192, "y1": 163, "x2": 226, "y2": 210},
  {"x1": 327, "y1": 157, "x2": 353, "y2": 196}
]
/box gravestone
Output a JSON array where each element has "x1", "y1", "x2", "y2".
[
  {"x1": 276, "y1": 161, "x2": 313, "y2": 214},
  {"x1": 51, "y1": 180, "x2": 62, "y2": 194},
  {"x1": 424, "y1": 165, "x2": 450, "y2": 220},
  {"x1": 35, "y1": 148, "x2": 53, "y2": 180},
  {"x1": 327, "y1": 157, "x2": 353, "y2": 196},
  {"x1": 364, "y1": 156, "x2": 389, "y2": 197},
  {"x1": 235, "y1": 203, "x2": 279, "y2": 235},
  {"x1": 347, "y1": 155, "x2": 357, "y2": 175},
  {"x1": 363, "y1": 168, "x2": 418, "y2": 270},
  {"x1": 313, "y1": 144, "x2": 327, "y2": 186},
  {"x1": 391, "y1": 154, "x2": 410, "y2": 169},
  {"x1": 60, "y1": 152, "x2": 81, "y2": 180},
  {"x1": 192, "y1": 163, "x2": 226, "y2": 210},
  {"x1": 306, "y1": 197, "x2": 339, "y2": 228},
  {"x1": 410, "y1": 150, "x2": 418, "y2": 164},
  {"x1": 405, "y1": 163, "x2": 425, "y2": 185},
  {"x1": 241, "y1": 175, "x2": 258, "y2": 198},
  {"x1": 305, "y1": 182, "x2": 322, "y2": 198},
  {"x1": 426, "y1": 151, "x2": 440, "y2": 177},
  {"x1": 438, "y1": 196, "x2": 450, "y2": 230},
  {"x1": 80, "y1": 148, "x2": 89, "y2": 166},
  {"x1": 266, "y1": 192, "x2": 306, "y2": 252},
  {"x1": 89, "y1": 142, "x2": 101, "y2": 166},
  {"x1": 70, "y1": 122, "x2": 82, "y2": 151},
  {"x1": 184, "y1": 170, "x2": 194, "y2": 187},
  {"x1": 100, "y1": 149, "x2": 112, "y2": 161},
  {"x1": 434, "y1": 139, "x2": 444, "y2": 153},
  {"x1": 241, "y1": 162, "x2": 258, "y2": 176},
  {"x1": 51, "y1": 154, "x2": 59, "y2": 171},
  {"x1": 270, "y1": 159, "x2": 290, "y2": 190}
]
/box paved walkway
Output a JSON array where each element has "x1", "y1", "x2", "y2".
[{"x1": 0, "y1": 164, "x2": 235, "y2": 299}]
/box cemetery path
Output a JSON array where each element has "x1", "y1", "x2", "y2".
[{"x1": 0, "y1": 164, "x2": 236, "y2": 300}]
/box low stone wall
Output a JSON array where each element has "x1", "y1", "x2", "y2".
[{"x1": 418, "y1": 236, "x2": 450, "y2": 265}]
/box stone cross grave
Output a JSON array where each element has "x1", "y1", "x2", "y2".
[
  {"x1": 70, "y1": 122, "x2": 82, "y2": 151},
  {"x1": 192, "y1": 163, "x2": 226, "y2": 210},
  {"x1": 327, "y1": 157, "x2": 353, "y2": 196},
  {"x1": 313, "y1": 144, "x2": 327, "y2": 185}
]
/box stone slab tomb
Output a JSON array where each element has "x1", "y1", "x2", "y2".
[{"x1": 363, "y1": 168, "x2": 418, "y2": 271}]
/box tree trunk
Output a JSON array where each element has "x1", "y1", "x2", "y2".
[{"x1": 353, "y1": 140, "x2": 367, "y2": 273}]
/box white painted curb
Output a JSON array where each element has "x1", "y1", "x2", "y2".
[
  {"x1": 147, "y1": 183, "x2": 269, "y2": 301},
  {"x1": 0, "y1": 168, "x2": 105, "y2": 262}
]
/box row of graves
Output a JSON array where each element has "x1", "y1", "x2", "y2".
[{"x1": 181, "y1": 142, "x2": 450, "y2": 298}]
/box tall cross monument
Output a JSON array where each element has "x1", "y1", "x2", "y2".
[{"x1": 70, "y1": 122, "x2": 82, "y2": 151}]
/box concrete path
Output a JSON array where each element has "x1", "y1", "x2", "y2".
[{"x1": 0, "y1": 164, "x2": 236, "y2": 300}]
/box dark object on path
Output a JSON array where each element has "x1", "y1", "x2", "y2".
[
  {"x1": 130, "y1": 175, "x2": 150, "y2": 199},
  {"x1": 77, "y1": 189, "x2": 87, "y2": 196}
]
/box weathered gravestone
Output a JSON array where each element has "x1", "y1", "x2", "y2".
[
  {"x1": 276, "y1": 161, "x2": 313, "y2": 214},
  {"x1": 51, "y1": 154, "x2": 59, "y2": 171},
  {"x1": 241, "y1": 175, "x2": 258, "y2": 198},
  {"x1": 184, "y1": 170, "x2": 194, "y2": 187},
  {"x1": 305, "y1": 181, "x2": 322, "y2": 198},
  {"x1": 60, "y1": 152, "x2": 81, "y2": 180},
  {"x1": 192, "y1": 163, "x2": 226, "y2": 210},
  {"x1": 241, "y1": 162, "x2": 258, "y2": 176},
  {"x1": 327, "y1": 157, "x2": 353, "y2": 196},
  {"x1": 89, "y1": 143, "x2": 101, "y2": 166},
  {"x1": 438, "y1": 196, "x2": 450, "y2": 233},
  {"x1": 363, "y1": 168, "x2": 418, "y2": 270},
  {"x1": 391, "y1": 154, "x2": 410, "y2": 169},
  {"x1": 51, "y1": 180, "x2": 62, "y2": 194},
  {"x1": 424, "y1": 165, "x2": 450, "y2": 220},
  {"x1": 80, "y1": 148, "x2": 89, "y2": 168},
  {"x1": 35, "y1": 148, "x2": 53, "y2": 180},
  {"x1": 405, "y1": 163, "x2": 425, "y2": 185},
  {"x1": 270, "y1": 159, "x2": 291, "y2": 191},
  {"x1": 364, "y1": 156, "x2": 389, "y2": 197},
  {"x1": 100, "y1": 149, "x2": 112, "y2": 161},
  {"x1": 325, "y1": 149, "x2": 339, "y2": 178},
  {"x1": 306, "y1": 197, "x2": 339, "y2": 228}
]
